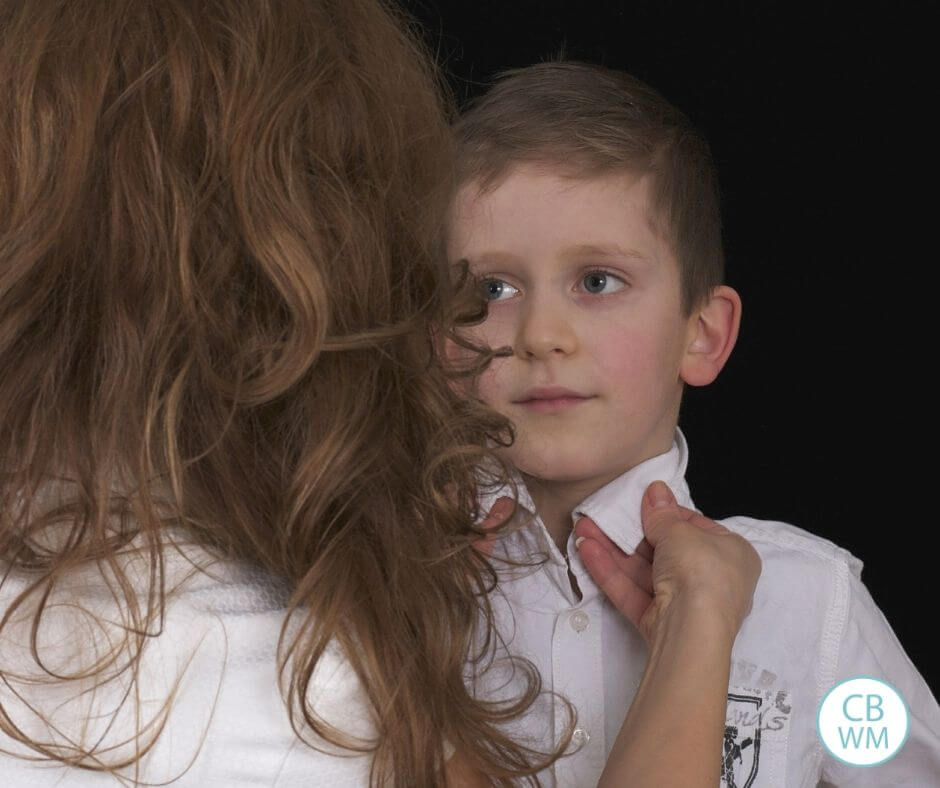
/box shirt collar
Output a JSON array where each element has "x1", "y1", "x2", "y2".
[
  {"x1": 478, "y1": 428, "x2": 696, "y2": 559},
  {"x1": 571, "y1": 428, "x2": 694, "y2": 556}
]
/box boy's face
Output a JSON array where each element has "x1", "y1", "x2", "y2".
[{"x1": 448, "y1": 165, "x2": 700, "y2": 493}]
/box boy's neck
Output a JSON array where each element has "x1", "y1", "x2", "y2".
[
  {"x1": 518, "y1": 430, "x2": 680, "y2": 554},
  {"x1": 522, "y1": 473, "x2": 614, "y2": 554},
  {"x1": 520, "y1": 433, "x2": 679, "y2": 553}
]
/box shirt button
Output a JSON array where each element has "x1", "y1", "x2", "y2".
[
  {"x1": 571, "y1": 727, "x2": 590, "y2": 748},
  {"x1": 569, "y1": 610, "x2": 590, "y2": 632}
]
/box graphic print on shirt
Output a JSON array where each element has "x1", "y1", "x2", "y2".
[
  {"x1": 721, "y1": 694, "x2": 761, "y2": 788},
  {"x1": 722, "y1": 659, "x2": 792, "y2": 787}
]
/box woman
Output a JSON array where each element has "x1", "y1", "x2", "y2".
[{"x1": 0, "y1": 0, "x2": 758, "y2": 785}]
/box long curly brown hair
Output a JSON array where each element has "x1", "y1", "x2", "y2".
[{"x1": 0, "y1": 0, "x2": 554, "y2": 784}]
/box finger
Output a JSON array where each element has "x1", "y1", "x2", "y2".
[
  {"x1": 482, "y1": 497, "x2": 515, "y2": 529},
  {"x1": 634, "y1": 537, "x2": 654, "y2": 563},
  {"x1": 574, "y1": 517, "x2": 652, "y2": 595},
  {"x1": 474, "y1": 496, "x2": 515, "y2": 556},
  {"x1": 684, "y1": 509, "x2": 731, "y2": 535},
  {"x1": 648, "y1": 495, "x2": 729, "y2": 536},
  {"x1": 639, "y1": 481, "x2": 684, "y2": 547},
  {"x1": 573, "y1": 517, "x2": 638, "y2": 571},
  {"x1": 576, "y1": 537, "x2": 652, "y2": 630},
  {"x1": 664, "y1": 501, "x2": 732, "y2": 535},
  {"x1": 639, "y1": 482, "x2": 726, "y2": 545}
]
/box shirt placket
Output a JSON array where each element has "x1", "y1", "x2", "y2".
[{"x1": 545, "y1": 560, "x2": 607, "y2": 786}]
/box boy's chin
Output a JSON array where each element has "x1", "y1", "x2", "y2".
[
  {"x1": 496, "y1": 440, "x2": 644, "y2": 488},
  {"x1": 512, "y1": 458, "x2": 615, "y2": 488}
]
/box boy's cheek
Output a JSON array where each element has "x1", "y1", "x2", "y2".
[
  {"x1": 439, "y1": 335, "x2": 500, "y2": 402},
  {"x1": 472, "y1": 367, "x2": 499, "y2": 405},
  {"x1": 441, "y1": 334, "x2": 465, "y2": 366},
  {"x1": 455, "y1": 361, "x2": 509, "y2": 410},
  {"x1": 440, "y1": 336, "x2": 473, "y2": 396}
]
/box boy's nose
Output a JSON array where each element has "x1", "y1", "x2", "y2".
[{"x1": 515, "y1": 300, "x2": 578, "y2": 359}]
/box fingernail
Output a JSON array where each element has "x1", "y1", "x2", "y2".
[
  {"x1": 648, "y1": 482, "x2": 674, "y2": 508},
  {"x1": 488, "y1": 497, "x2": 513, "y2": 521},
  {"x1": 574, "y1": 536, "x2": 585, "y2": 551}
]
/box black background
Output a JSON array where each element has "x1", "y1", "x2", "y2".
[{"x1": 404, "y1": 1, "x2": 938, "y2": 697}]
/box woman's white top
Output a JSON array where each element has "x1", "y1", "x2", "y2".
[{"x1": 0, "y1": 544, "x2": 377, "y2": 786}]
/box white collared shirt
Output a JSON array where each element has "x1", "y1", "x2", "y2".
[{"x1": 477, "y1": 430, "x2": 940, "y2": 787}]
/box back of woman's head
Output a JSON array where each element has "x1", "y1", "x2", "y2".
[{"x1": 0, "y1": 1, "x2": 548, "y2": 783}]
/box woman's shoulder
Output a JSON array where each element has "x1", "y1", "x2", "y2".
[
  {"x1": 173, "y1": 566, "x2": 378, "y2": 786},
  {"x1": 0, "y1": 549, "x2": 376, "y2": 786}
]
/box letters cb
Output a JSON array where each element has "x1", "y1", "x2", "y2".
[{"x1": 817, "y1": 676, "x2": 909, "y2": 766}]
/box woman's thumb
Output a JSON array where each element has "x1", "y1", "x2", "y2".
[
  {"x1": 640, "y1": 481, "x2": 681, "y2": 546},
  {"x1": 646, "y1": 481, "x2": 675, "y2": 509}
]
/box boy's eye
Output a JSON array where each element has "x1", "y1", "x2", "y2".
[
  {"x1": 480, "y1": 278, "x2": 519, "y2": 301},
  {"x1": 581, "y1": 271, "x2": 626, "y2": 294}
]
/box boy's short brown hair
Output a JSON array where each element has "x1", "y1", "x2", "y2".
[{"x1": 453, "y1": 61, "x2": 724, "y2": 313}]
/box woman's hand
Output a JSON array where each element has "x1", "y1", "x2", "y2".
[
  {"x1": 574, "y1": 480, "x2": 760, "y2": 645},
  {"x1": 577, "y1": 480, "x2": 761, "y2": 788},
  {"x1": 466, "y1": 485, "x2": 762, "y2": 788},
  {"x1": 473, "y1": 496, "x2": 515, "y2": 557}
]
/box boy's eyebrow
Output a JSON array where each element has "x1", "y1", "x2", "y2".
[
  {"x1": 462, "y1": 250, "x2": 518, "y2": 267},
  {"x1": 463, "y1": 244, "x2": 653, "y2": 268},
  {"x1": 560, "y1": 243, "x2": 654, "y2": 264}
]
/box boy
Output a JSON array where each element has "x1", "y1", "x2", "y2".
[{"x1": 447, "y1": 62, "x2": 940, "y2": 786}]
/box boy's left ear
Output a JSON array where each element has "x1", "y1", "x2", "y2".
[{"x1": 679, "y1": 285, "x2": 742, "y2": 386}]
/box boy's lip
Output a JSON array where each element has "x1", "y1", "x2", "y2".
[{"x1": 512, "y1": 386, "x2": 594, "y2": 404}]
